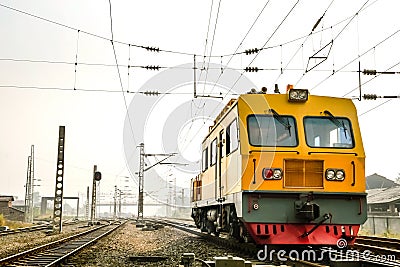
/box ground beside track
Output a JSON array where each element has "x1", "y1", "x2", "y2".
[
  {"x1": 0, "y1": 222, "x2": 89, "y2": 258},
  {"x1": 63, "y1": 221, "x2": 246, "y2": 267}
]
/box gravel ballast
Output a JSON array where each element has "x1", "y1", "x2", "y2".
[{"x1": 63, "y1": 221, "x2": 240, "y2": 266}]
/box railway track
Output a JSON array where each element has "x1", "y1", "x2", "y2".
[
  {"x1": 0, "y1": 220, "x2": 79, "y2": 237},
  {"x1": 0, "y1": 220, "x2": 125, "y2": 267},
  {"x1": 149, "y1": 218, "x2": 328, "y2": 267},
  {"x1": 354, "y1": 235, "x2": 400, "y2": 259},
  {"x1": 151, "y1": 218, "x2": 400, "y2": 267}
]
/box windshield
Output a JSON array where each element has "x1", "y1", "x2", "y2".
[
  {"x1": 247, "y1": 115, "x2": 298, "y2": 147},
  {"x1": 304, "y1": 117, "x2": 354, "y2": 148}
]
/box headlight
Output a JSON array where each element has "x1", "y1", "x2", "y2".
[
  {"x1": 325, "y1": 169, "x2": 345, "y2": 181},
  {"x1": 335, "y1": 170, "x2": 345, "y2": 180},
  {"x1": 288, "y1": 89, "x2": 309, "y2": 102},
  {"x1": 273, "y1": 169, "x2": 282, "y2": 179},
  {"x1": 326, "y1": 169, "x2": 335, "y2": 180}
]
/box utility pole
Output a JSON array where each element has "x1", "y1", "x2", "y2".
[
  {"x1": 136, "y1": 143, "x2": 176, "y2": 223},
  {"x1": 118, "y1": 191, "x2": 122, "y2": 216},
  {"x1": 137, "y1": 143, "x2": 145, "y2": 223},
  {"x1": 24, "y1": 145, "x2": 35, "y2": 223},
  {"x1": 52, "y1": 126, "x2": 65, "y2": 233},
  {"x1": 24, "y1": 156, "x2": 32, "y2": 222},
  {"x1": 181, "y1": 188, "x2": 185, "y2": 207},
  {"x1": 85, "y1": 186, "x2": 89, "y2": 221},
  {"x1": 113, "y1": 185, "x2": 117, "y2": 218}
]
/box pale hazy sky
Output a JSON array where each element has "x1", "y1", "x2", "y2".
[{"x1": 0, "y1": 0, "x2": 399, "y2": 203}]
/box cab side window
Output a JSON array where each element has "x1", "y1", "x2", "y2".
[
  {"x1": 226, "y1": 119, "x2": 238, "y2": 155},
  {"x1": 202, "y1": 147, "x2": 209, "y2": 172}
]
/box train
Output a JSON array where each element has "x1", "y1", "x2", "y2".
[{"x1": 190, "y1": 86, "x2": 367, "y2": 246}]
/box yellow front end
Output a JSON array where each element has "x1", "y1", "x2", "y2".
[{"x1": 238, "y1": 93, "x2": 365, "y2": 194}]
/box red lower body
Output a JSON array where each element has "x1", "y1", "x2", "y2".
[{"x1": 245, "y1": 222, "x2": 359, "y2": 245}]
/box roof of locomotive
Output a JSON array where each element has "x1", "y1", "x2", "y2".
[
  {"x1": 209, "y1": 91, "x2": 356, "y2": 129},
  {"x1": 203, "y1": 90, "x2": 360, "y2": 148}
]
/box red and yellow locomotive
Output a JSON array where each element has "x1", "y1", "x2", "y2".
[{"x1": 191, "y1": 87, "x2": 367, "y2": 245}]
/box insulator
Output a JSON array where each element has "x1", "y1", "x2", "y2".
[
  {"x1": 145, "y1": 46, "x2": 160, "y2": 52},
  {"x1": 245, "y1": 48, "x2": 259, "y2": 55},
  {"x1": 363, "y1": 94, "x2": 378, "y2": 100},
  {"x1": 363, "y1": 69, "x2": 377, "y2": 75},
  {"x1": 244, "y1": 67, "x2": 259, "y2": 72},
  {"x1": 144, "y1": 65, "x2": 160, "y2": 71}
]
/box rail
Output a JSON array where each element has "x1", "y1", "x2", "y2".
[{"x1": 0, "y1": 220, "x2": 125, "y2": 267}]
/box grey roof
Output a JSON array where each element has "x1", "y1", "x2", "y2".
[
  {"x1": 366, "y1": 173, "x2": 397, "y2": 189},
  {"x1": 367, "y1": 187, "x2": 400, "y2": 204},
  {"x1": 0, "y1": 195, "x2": 14, "y2": 202}
]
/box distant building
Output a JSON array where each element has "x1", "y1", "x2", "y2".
[
  {"x1": 367, "y1": 187, "x2": 400, "y2": 216},
  {"x1": 0, "y1": 195, "x2": 25, "y2": 221},
  {"x1": 365, "y1": 173, "x2": 400, "y2": 216},
  {"x1": 366, "y1": 173, "x2": 397, "y2": 189}
]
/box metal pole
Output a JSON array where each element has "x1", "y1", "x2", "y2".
[
  {"x1": 90, "y1": 165, "x2": 97, "y2": 224},
  {"x1": 181, "y1": 188, "x2": 185, "y2": 207},
  {"x1": 24, "y1": 156, "x2": 31, "y2": 222},
  {"x1": 114, "y1": 185, "x2": 117, "y2": 218},
  {"x1": 193, "y1": 54, "x2": 197, "y2": 98},
  {"x1": 52, "y1": 126, "x2": 65, "y2": 233},
  {"x1": 85, "y1": 186, "x2": 89, "y2": 221},
  {"x1": 76, "y1": 197, "x2": 79, "y2": 219},
  {"x1": 30, "y1": 145, "x2": 34, "y2": 223},
  {"x1": 137, "y1": 143, "x2": 145, "y2": 222},
  {"x1": 119, "y1": 191, "x2": 122, "y2": 216}
]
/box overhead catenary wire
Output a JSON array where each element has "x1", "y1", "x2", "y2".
[
  {"x1": 359, "y1": 95, "x2": 400, "y2": 116},
  {"x1": 343, "y1": 59, "x2": 400, "y2": 97},
  {"x1": 0, "y1": 57, "x2": 365, "y2": 74},
  {"x1": 180, "y1": 0, "x2": 272, "y2": 153},
  {"x1": 73, "y1": 30, "x2": 80, "y2": 90},
  {"x1": 311, "y1": 27, "x2": 400, "y2": 92},
  {"x1": 200, "y1": 0, "x2": 272, "y2": 98},
  {"x1": 295, "y1": 0, "x2": 370, "y2": 87},
  {"x1": 202, "y1": 0, "x2": 223, "y2": 96},
  {"x1": 198, "y1": 0, "x2": 215, "y2": 81},
  {"x1": 107, "y1": 0, "x2": 136, "y2": 149},
  {"x1": 0, "y1": 1, "x2": 378, "y2": 62},
  {"x1": 0, "y1": 84, "x2": 242, "y2": 96},
  {"x1": 273, "y1": 0, "x2": 335, "y2": 85},
  {"x1": 180, "y1": 0, "x2": 301, "y2": 154},
  {"x1": 223, "y1": 0, "x2": 301, "y2": 99},
  {"x1": 0, "y1": 3, "x2": 193, "y2": 56}
]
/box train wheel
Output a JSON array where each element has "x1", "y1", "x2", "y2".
[
  {"x1": 206, "y1": 221, "x2": 215, "y2": 235},
  {"x1": 239, "y1": 225, "x2": 252, "y2": 243},
  {"x1": 229, "y1": 222, "x2": 239, "y2": 239}
]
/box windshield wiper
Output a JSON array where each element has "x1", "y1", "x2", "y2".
[
  {"x1": 323, "y1": 110, "x2": 348, "y2": 138},
  {"x1": 269, "y1": 109, "x2": 291, "y2": 136}
]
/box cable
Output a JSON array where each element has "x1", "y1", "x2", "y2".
[
  {"x1": 295, "y1": 0, "x2": 370, "y2": 86},
  {"x1": 0, "y1": 57, "x2": 363, "y2": 73},
  {"x1": 109, "y1": 0, "x2": 134, "y2": 149},
  {"x1": 342, "y1": 59, "x2": 400, "y2": 97},
  {"x1": 202, "y1": 0, "x2": 223, "y2": 96},
  {"x1": 273, "y1": 0, "x2": 335, "y2": 84},
  {"x1": 180, "y1": 0, "x2": 300, "y2": 153},
  {"x1": 0, "y1": 57, "x2": 175, "y2": 69},
  {"x1": 198, "y1": 0, "x2": 215, "y2": 81},
  {"x1": 224, "y1": 0, "x2": 301, "y2": 98},
  {"x1": 0, "y1": 3, "x2": 194, "y2": 56},
  {"x1": 311, "y1": 27, "x2": 400, "y2": 92},
  {"x1": 0, "y1": 84, "x2": 241, "y2": 96},
  {"x1": 73, "y1": 30, "x2": 80, "y2": 90},
  {"x1": 200, "y1": 0, "x2": 272, "y2": 99},
  {"x1": 359, "y1": 96, "x2": 398, "y2": 116}
]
